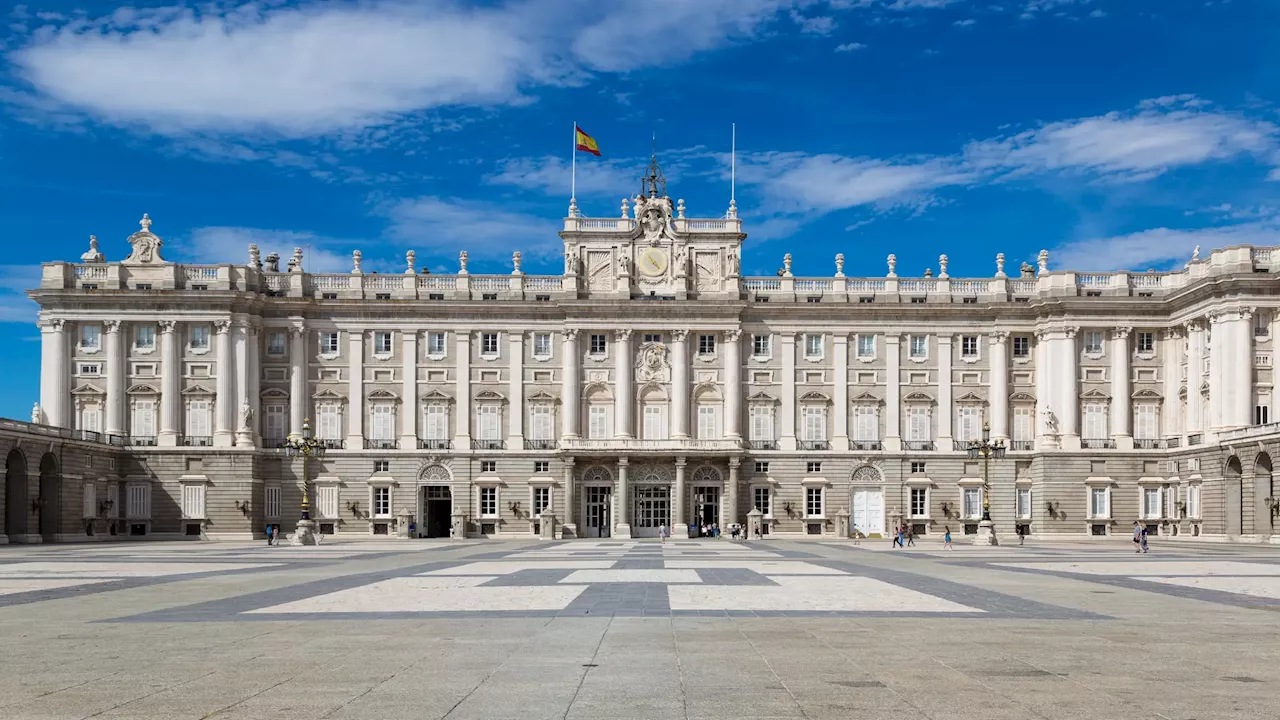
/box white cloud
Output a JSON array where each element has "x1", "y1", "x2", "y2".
[
  {"x1": 378, "y1": 196, "x2": 563, "y2": 260},
  {"x1": 738, "y1": 151, "x2": 972, "y2": 214},
  {"x1": 487, "y1": 155, "x2": 638, "y2": 199},
  {"x1": 791, "y1": 10, "x2": 837, "y2": 35},
  {"x1": 835, "y1": 42, "x2": 867, "y2": 51},
  {"x1": 953, "y1": 18, "x2": 977, "y2": 26},
  {"x1": 1052, "y1": 216, "x2": 1280, "y2": 272},
  {"x1": 0, "y1": 264, "x2": 41, "y2": 324},
  {"x1": 180, "y1": 227, "x2": 356, "y2": 274}
]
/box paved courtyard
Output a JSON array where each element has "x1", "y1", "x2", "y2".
[{"x1": 1, "y1": 537, "x2": 1278, "y2": 719}]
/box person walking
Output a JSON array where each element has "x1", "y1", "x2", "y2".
[
  {"x1": 905, "y1": 525, "x2": 916, "y2": 547},
  {"x1": 265, "y1": 523, "x2": 273, "y2": 546},
  {"x1": 659, "y1": 523, "x2": 668, "y2": 544},
  {"x1": 1140, "y1": 525, "x2": 1150, "y2": 554},
  {"x1": 893, "y1": 524, "x2": 904, "y2": 548},
  {"x1": 1132, "y1": 521, "x2": 1143, "y2": 553},
  {"x1": 1018, "y1": 525, "x2": 1025, "y2": 546},
  {"x1": 943, "y1": 526, "x2": 953, "y2": 551}
]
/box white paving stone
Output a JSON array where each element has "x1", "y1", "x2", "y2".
[
  {"x1": 420, "y1": 560, "x2": 615, "y2": 575},
  {"x1": 559, "y1": 569, "x2": 702, "y2": 584},
  {"x1": 0, "y1": 562, "x2": 280, "y2": 578},
  {"x1": 995, "y1": 561, "x2": 1280, "y2": 577},
  {"x1": 1139, "y1": 575, "x2": 1280, "y2": 599},
  {"x1": 0, "y1": 578, "x2": 117, "y2": 596},
  {"x1": 664, "y1": 560, "x2": 845, "y2": 575},
  {"x1": 248, "y1": 577, "x2": 586, "y2": 613},
  {"x1": 668, "y1": 576, "x2": 984, "y2": 613}
]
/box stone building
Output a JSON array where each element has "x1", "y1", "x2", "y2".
[{"x1": 9, "y1": 163, "x2": 1280, "y2": 543}]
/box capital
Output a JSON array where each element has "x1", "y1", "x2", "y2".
[
  {"x1": 1063, "y1": 326, "x2": 1078, "y2": 339},
  {"x1": 564, "y1": 328, "x2": 580, "y2": 340},
  {"x1": 989, "y1": 330, "x2": 1009, "y2": 343},
  {"x1": 614, "y1": 328, "x2": 633, "y2": 341},
  {"x1": 724, "y1": 329, "x2": 742, "y2": 342},
  {"x1": 288, "y1": 323, "x2": 307, "y2": 337},
  {"x1": 39, "y1": 318, "x2": 65, "y2": 332},
  {"x1": 1113, "y1": 327, "x2": 1131, "y2": 340},
  {"x1": 213, "y1": 319, "x2": 232, "y2": 334},
  {"x1": 671, "y1": 329, "x2": 689, "y2": 342},
  {"x1": 157, "y1": 320, "x2": 177, "y2": 333},
  {"x1": 103, "y1": 320, "x2": 122, "y2": 333}
]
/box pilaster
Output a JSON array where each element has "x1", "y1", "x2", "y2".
[
  {"x1": 562, "y1": 456, "x2": 577, "y2": 538},
  {"x1": 347, "y1": 330, "x2": 364, "y2": 447},
  {"x1": 1110, "y1": 327, "x2": 1132, "y2": 449},
  {"x1": 780, "y1": 332, "x2": 797, "y2": 450},
  {"x1": 832, "y1": 333, "x2": 849, "y2": 451},
  {"x1": 104, "y1": 320, "x2": 124, "y2": 436},
  {"x1": 727, "y1": 457, "x2": 741, "y2": 527},
  {"x1": 288, "y1": 323, "x2": 307, "y2": 440},
  {"x1": 158, "y1": 320, "x2": 180, "y2": 445},
  {"x1": 989, "y1": 331, "x2": 1009, "y2": 440},
  {"x1": 508, "y1": 331, "x2": 525, "y2": 445},
  {"x1": 562, "y1": 330, "x2": 580, "y2": 439},
  {"x1": 233, "y1": 321, "x2": 253, "y2": 448},
  {"x1": 454, "y1": 331, "x2": 472, "y2": 444},
  {"x1": 724, "y1": 329, "x2": 743, "y2": 441},
  {"x1": 401, "y1": 330, "x2": 418, "y2": 447},
  {"x1": 1057, "y1": 327, "x2": 1081, "y2": 450},
  {"x1": 884, "y1": 334, "x2": 901, "y2": 452},
  {"x1": 672, "y1": 330, "x2": 690, "y2": 439},
  {"x1": 937, "y1": 334, "x2": 954, "y2": 447},
  {"x1": 614, "y1": 329, "x2": 633, "y2": 438},
  {"x1": 615, "y1": 456, "x2": 631, "y2": 538},
  {"x1": 673, "y1": 456, "x2": 687, "y2": 532}
]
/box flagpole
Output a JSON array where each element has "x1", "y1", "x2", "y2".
[
  {"x1": 571, "y1": 120, "x2": 577, "y2": 206},
  {"x1": 731, "y1": 122, "x2": 736, "y2": 204}
]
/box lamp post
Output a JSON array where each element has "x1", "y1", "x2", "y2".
[
  {"x1": 284, "y1": 418, "x2": 326, "y2": 545},
  {"x1": 966, "y1": 421, "x2": 1006, "y2": 545}
]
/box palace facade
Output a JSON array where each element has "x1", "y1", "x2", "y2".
[{"x1": 8, "y1": 163, "x2": 1280, "y2": 543}]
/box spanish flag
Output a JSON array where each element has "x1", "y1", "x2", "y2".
[{"x1": 575, "y1": 125, "x2": 601, "y2": 156}]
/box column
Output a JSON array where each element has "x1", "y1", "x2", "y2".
[
  {"x1": 104, "y1": 320, "x2": 124, "y2": 436},
  {"x1": 832, "y1": 334, "x2": 849, "y2": 451},
  {"x1": 246, "y1": 324, "x2": 261, "y2": 444},
  {"x1": 1208, "y1": 314, "x2": 1227, "y2": 431},
  {"x1": 937, "y1": 334, "x2": 953, "y2": 448},
  {"x1": 615, "y1": 456, "x2": 631, "y2": 537},
  {"x1": 454, "y1": 331, "x2": 471, "y2": 444},
  {"x1": 46, "y1": 319, "x2": 69, "y2": 428},
  {"x1": 213, "y1": 320, "x2": 235, "y2": 446},
  {"x1": 614, "y1": 329, "x2": 633, "y2": 438},
  {"x1": 727, "y1": 458, "x2": 741, "y2": 527},
  {"x1": 401, "y1": 330, "x2": 418, "y2": 448},
  {"x1": 1186, "y1": 320, "x2": 1205, "y2": 434},
  {"x1": 989, "y1": 332, "x2": 1009, "y2": 440},
  {"x1": 1232, "y1": 311, "x2": 1254, "y2": 429},
  {"x1": 562, "y1": 330, "x2": 580, "y2": 438},
  {"x1": 158, "y1": 320, "x2": 180, "y2": 445},
  {"x1": 562, "y1": 457, "x2": 577, "y2": 536},
  {"x1": 288, "y1": 323, "x2": 307, "y2": 440},
  {"x1": 1057, "y1": 327, "x2": 1080, "y2": 449},
  {"x1": 724, "y1": 329, "x2": 743, "y2": 441},
  {"x1": 1035, "y1": 330, "x2": 1051, "y2": 444},
  {"x1": 1110, "y1": 327, "x2": 1132, "y2": 448},
  {"x1": 234, "y1": 322, "x2": 252, "y2": 447},
  {"x1": 1162, "y1": 327, "x2": 1183, "y2": 442},
  {"x1": 885, "y1": 335, "x2": 901, "y2": 451},
  {"x1": 672, "y1": 330, "x2": 690, "y2": 438},
  {"x1": 780, "y1": 333, "x2": 797, "y2": 450},
  {"x1": 673, "y1": 456, "x2": 687, "y2": 532},
  {"x1": 347, "y1": 330, "x2": 364, "y2": 447},
  {"x1": 508, "y1": 331, "x2": 525, "y2": 445}
]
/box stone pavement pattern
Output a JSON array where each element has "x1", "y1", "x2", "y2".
[{"x1": 0, "y1": 537, "x2": 1278, "y2": 719}]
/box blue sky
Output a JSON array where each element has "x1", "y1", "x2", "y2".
[{"x1": 0, "y1": 0, "x2": 1277, "y2": 420}]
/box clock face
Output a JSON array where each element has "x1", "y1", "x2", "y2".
[{"x1": 638, "y1": 248, "x2": 668, "y2": 277}]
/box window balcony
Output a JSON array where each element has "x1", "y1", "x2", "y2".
[
  {"x1": 128, "y1": 436, "x2": 157, "y2": 447},
  {"x1": 1010, "y1": 440, "x2": 1034, "y2": 451},
  {"x1": 320, "y1": 439, "x2": 345, "y2": 450},
  {"x1": 749, "y1": 440, "x2": 778, "y2": 450},
  {"x1": 952, "y1": 440, "x2": 971, "y2": 451},
  {"x1": 1082, "y1": 439, "x2": 1116, "y2": 449},
  {"x1": 472, "y1": 439, "x2": 506, "y2": 450},
  {"x1": 798, "y1": 440, "x2": 830, "y2": 451},
  {"x1": 1187, "y1": 434, "x2": 1203, "y2": 446},
  {"x1": 418, "y1": 438, "x2": 452, "y2": 450},
  {"x1": 364, "y1": 439, "x2": 399, "y2": 450},
  {"x1": 1134, "y1": 439, "x2": 1164, "y2": 450},
  {"x1": 852, "y1": 440, "x2": 882, "y2": 451},
  {"x1": 1165, "y1": 437, "x2": 1181, "y2": 448},
  {"x1": 903, "y1": 441, "x2": 935, "y2": 451},
  {"x1": 262, "y1": 437, "x2": 286, "y2": 449},
  {"x1": 181, "y1": 435, "x2": 212, "y2": 447},
  {"x1": 524, "y1": 439, "x2": 556, "y2": 450}
]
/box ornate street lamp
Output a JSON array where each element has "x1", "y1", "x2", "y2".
[
  {"x1": 966, "y1": 422, "x2": 1006, "y2": 545},
  {"x1": 284, "y1": 418, "x2": 326, "y2": 544}
]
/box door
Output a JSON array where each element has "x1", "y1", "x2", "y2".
[
  {"x1": 852, "y1": 488, "x2": 884, "y2": 536},
  {"x1": 694, "y1": 486, "x2": 720, "y2": 531},
  {"x1": 632, "y1": 485, "x2": 670, "y2": 538},
  {"x1": 585, "y1": 487, "x2": 612, "y2": 538},
  {"x1": 422, "y1": 486, "x2": 452, "y2": 538}
]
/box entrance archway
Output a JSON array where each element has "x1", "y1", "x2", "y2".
[
  {"x1": 38, "y1": 453, "x2": 60, "y2": 542},
  {"x1": 1255, "y1": 452, "x2": 1273, "y2": 535},
  {"x1": 1225, "y1": 455, "x2": 1243, "y2": 536},
  {"x1": 417, "y1": 464, "x2": 453, "y2": 538},
  {"x1": 5, "y1": 449, "x2": 28, "y2": 540}
]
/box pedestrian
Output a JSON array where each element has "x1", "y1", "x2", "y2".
[
  {"x1": 1140, "y1": 526, "x2": 1149, "y2": 554},
  {"x1": 943, "y1": 526, "x2": 953, "y2": 551},
  {"x1": 659, "y1": 523, "x2": 668, "y2": 544},
  {"x1": 906, "y1": 525, "x2": 915, "y2": 547},
  {"x1": 264, "y1": 523, "x2": 273, "y2": 546},
  {"x1": 1132, "y1": 521, "x2": 1143, "y2": 553},
  {"x1": 408, "y1": 521, "x2": 416, "y2": 538},
  {"x1": 852, "y1": 525, "x2": 861, "y2": 546},
  {"x1": 893, "y1": 525, "x2": 904, "y2": 548},
  {"x1": 1018, "y1": 524, "x2": 1025, "y2": 546}
]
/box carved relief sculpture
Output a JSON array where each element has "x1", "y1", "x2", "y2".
[{"x1": 122, "y1": 214, "x2": 167, "y2": 265}]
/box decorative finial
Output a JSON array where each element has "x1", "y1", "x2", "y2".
[
  {"x1": 289, "y1": 247, "x2": 304, "y2": 273},
  {"x1": 621, "y1": 197, "x2": 630, "y2": 219},
  {"x1": 405, "y1": 250, "x2": 416, "y2": 274},
  {"x1": 458, "y1": 250, "x2": 469, "y2": 275},
  {"x1": 351, "y1": 249, "x2": 363, "y2": 275},
  {"x1": 923, "y1": 268, "x2": 933, "y2": 278},
  {"x1": 139, "y1": 213, "x2": 152, "y2": 233},
  {"x1": 80, "y1": 235, "x2": 104, "y2": 263},
  {"x1": 938, "y1": 254, "x2": 949, "y2": 279},
  {"x1": 726, "y1": 199, "x2": 738, "y2": 220},
  {"x1": 677, "y1": 199, "x2": 686, "y2": 219},
  {"x1": 248, "y1": 243, "x2": 261, "y2": 270},
  {"x1": 512, "y1": 251, "x2": 523, "y2": 275},
  {"x1": 995, "y1": 252, "x2": 1006, "y2": 278},
  {"x1": 568, "y1": 198, "x2": 579, "y2": 218},
  {"x1": 782, "y1": 253, "x2": 793, "y2": 277},
  {"x1": 834, "y1": 253, "x2": 845, "y2": 278},
  {"x1": 1192, "y1": 245, "x2": 1201, "y2": 261},
  {"x1": 1037, "y1": 249, "x2": 1049, "y2": 274},
  {"x1": 641, "y1": 150, "x2": 667, "y2": 198},
  {"x1": 887, "y1": 254, "x2": 897, "y2": 278}
]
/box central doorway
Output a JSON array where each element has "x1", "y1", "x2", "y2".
[
  {"x1": 421, "y1": 486, "x2": 452, "y2": 538},
  {"x1": 693, "y1": 486, "x2": 720, "y2": 530},
  {"x1": 584, "y1": 486, "x2": 612, "y2": 538},
  {"x1": 632, "y1": 485, "x2": 670, "y2": 538}
]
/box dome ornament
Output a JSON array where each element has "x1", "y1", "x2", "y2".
[{"x1": 80, "y1": 235, "x2": 104, "y2": 263}]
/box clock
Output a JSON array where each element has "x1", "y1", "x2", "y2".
[{"x1": 637, "y1": 247, "x2": 668, "y2": 277}]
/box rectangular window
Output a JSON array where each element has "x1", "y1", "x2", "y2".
[
  {"x1": 530, "y1": 404, "x2": 553, "y2": 441},
  {"x1": 801, "y1": 406, "x2": 826, "y2": 441},
  {"x1": 1134, "y1": 404, "x2": 1158, "y2": 440},
  {"x1": 963, "y1": 488, "x2": 982, "y2": 519},
  {"x1": 589, "y1": 333, "x2": 607, "y2": 356},
  {"x1": 424, "y1": 404, "x2": 448, "y2": 440},
  {"x1": 906, "y1": 407, "x2": 929, "y2": 441},
  {"x1": 373, "y1": 487, "x2": 390, "y2": 517},
  {"x1": 910, "y1": 487, "x2": 927, "y2": 517},
  {"x1": 135, "y1": 325, "x2": 155, "y2": 350},
  {"x1": 78, "y1": 362, "x2": 102, "y2": 376},
  {"x1": 533, "y1": 333, "x2": 551, "y2": 358},
  {"x1": 857, "y1": 334, "x2": 875, "y2": 358},
  {"x1": 1083, "y1": 403, "x2": 1108, "y2": 439},
  {"x1": 320, "y1": 332, "x2": 339, "y2": 355},
  {"x1": 80, "y1": 406, "x2": 102, "y2": 433},
  {"x1": 697, "y1": 406, "x2": 717, "y2": 439},
  {"x1": 643, "y1": 333, "x2": 662, "y2": 344},
  {"x1": 264, "y1": 486, "x2": 281, "y2": 520},
  {"x1": 427, "y1": 332, "x2": 447, "y2": 356},
  {"x1": 1090, "y1": 487, "x2": 1109, "y2": 518},
  {"x1": 264, "y1": 403, "x2": 286, "y2": 441},
  {"x1": 373, "y1": 460, "x2": 390, "y2": 473},
  {"x1": 754, "y1": 461, "x2": 769, "y2": 474},
  {"x1": 1187, "y1": 485, "x2": 1201, "y2": 519},
  {"x1": 480, "y1": 460, "x2": 496, "y2": 473},
  {"x1": 956, "y1": 406, "x2": 981, "y2": 442},
  {"x1": 909, "y1": 335, "x2": 927, "y2": 359},
  {"x1": 1137, "y1": 331, "x2": 1154, "y2": 354},
  {"x1": 588, "y1": 406, "x2": 608, "y2": 439},
  {"x1": 1012, "y1": 336, "x2": 1029, "y2": 358},
  {"x1": 753, "y1": 487, "x2": 771, "y2": 515},
  {"x1": 83, "y1": 482, "x2": 97, "y2": 518},
  {"x1": 186, "y1": 399, "x2": 211, "y2": 439},
  {"x1": 106, "y1": 484, "x2": 119, "y2": 517},
  {"x1": 1257, "y1": 405, "x2": 1271, "y2": 426},
  {"x1": 805, "y1": 487, "x2": 823, "y2": 517},
  {"x1": 317, "y1": 403, "x2": 341, "y2": 440},
  {"x1": 643, "y1": 405, "x2": 664, "y2": 440},
  {"x1": 1013, "y1": 407, "x2": 1034, "y2": 442},
  {"x1": 317, "y1": 485, "x2": 338, "y2": 519},
  {"x1": 749, "y1": 406, "x2": 774, "y2": 442},
  {"x1": 81, "y1": 324, "x2": 101, "y2": 350},
  {"x1": 1016, "y1": 488, "x2": 1031, "y2": 519},
  {"x1": 1144, "y1": 487, "x2": 1161, "y2": 519},
  {"x1": 477, "y1": 405, "x2": 500, "y2": 440},
  {"x1": 481, "y1": 333, "x2": 499, "y2": 355},
  {"x1": 371, "y1": 404, "x2": 395, "y2": 440},
  {"x1": 131, "y1": 399, "x2": 156, "y2": 437},
  {"x1": 127, "y1": 483, "x2": 151, "y2": 518},
  {"x1": 698, "y1": 334, "x2": 716, "y2": 355},
  {"x1": 961, "y1": 335, "x2": 978, "y2": 358},
  {"x1": 1084, "y1": 331, "x2": 1103, "y2": 354},
  {"x1": 181, "y1": 483, "x2": 206, "y2": 519},
  {"x1": 805, "y1": 334, "x2": 823, "y2": 358},
  {"x1": 533, "y1": 487, "x2": 550, "y2": 516},
  {"x1": 479, "y1": 487, "x2": 497, "y2": 517},
  {"x1": 267, "y1": 331, "x2": 286, "y2": 355},
  {"x1": 854, "y1": 406, "x2": 878, "y2": 442},
  {"x1": 190, "y1": 326, "x2": 210, "y2": 350},
  {"x1": 374, "y1": 331, "x2": 393, "y2": 355},
  {"x1": 534, "y1": 461, "x2": 550, "y2": 473},
  {"x1": 752, "y1": 334, "x2": 770, "y2": 357},
  {"x1": 806, "y1": 461, "x2": 821, "y2": 473}
]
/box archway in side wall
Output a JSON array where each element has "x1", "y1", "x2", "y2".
[
  {"x1": 5, "y1": 449, "x2": 28, "y2": 540},
  {"x1": 1255, "y1": 452, "x2": 1273, "y2": 536},
  {"x1": 1224, "y1": 455, "x2": 1243, "y2": 536},
  {"x1": 39, "y1": 453, "x2": 60, "y2": 542}
]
